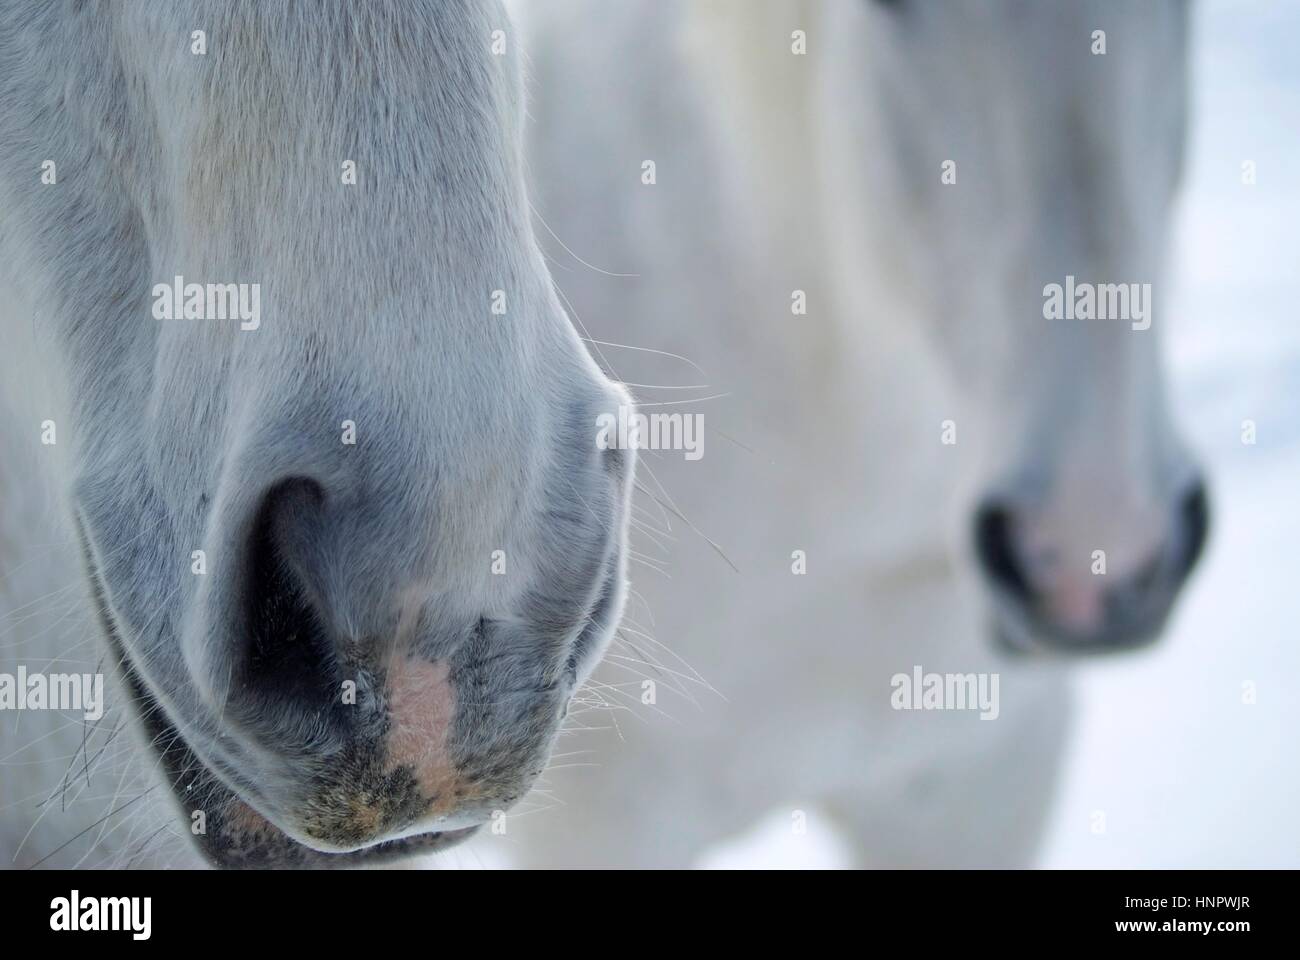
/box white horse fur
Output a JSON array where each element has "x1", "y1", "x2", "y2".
[
  {"x1": 0, "y1": 1, "x2": 633, "y2": 867},
  {"x1": 474, "y1": 0, "x2": 1205, "y2": 867}
]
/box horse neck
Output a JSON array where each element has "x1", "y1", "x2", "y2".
[
  {"x1": 685, "y1": 0, "x2": 829, "y2": 275},
  {"x1": 682, "y1": 3, "x2": 944, "y2": 394}
]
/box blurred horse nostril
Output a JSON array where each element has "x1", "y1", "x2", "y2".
[
  {"x1": 973, "y1": 504, "x2": 1032, "y2": 600},
  {"x1": 1175, "y1": 478, "x2": 1211, "y2": 579},
  {"x1": 241, "y1": 478, "x2": 335, "y2": 701}
]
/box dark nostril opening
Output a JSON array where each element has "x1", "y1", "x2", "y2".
[
  {"x1": 241, "y1": 478, "x2": 336, "y2": 703},
  {"x1": 973, "y1": 504, "x2": 1032, "y2": 600},
  {"x1": 1175, "y1": 479, "x2": 1211, "y2": 579}
]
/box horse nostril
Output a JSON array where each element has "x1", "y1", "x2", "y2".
[
  {"x1": 1174, "y1": 477, "x2": 1211, "y2": 580},
  {"x1": 241, "y1": 478, "x2": 335, "y2": 702},
  {"x1": 972, "y1": 503, "x2": 1032, "y2": 601}
]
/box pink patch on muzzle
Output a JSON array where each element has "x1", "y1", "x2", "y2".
[{"x1": 385, "y1": 657, "x2": 464, "y2": 814}]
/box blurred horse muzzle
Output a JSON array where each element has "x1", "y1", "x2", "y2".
[{"x1": 973, "y1": 475, "x2": 1209, "y2": 653}]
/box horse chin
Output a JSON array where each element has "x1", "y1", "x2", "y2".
[
  {"x1": 987, "y1": 598, "x2": 1168, "y2": 659},
  {"x1": 77, "y1": 519, "x2": 479, "y2": 869},
  {"x1": 106, "y1": 608, "x2": 479, "y2": 867}
]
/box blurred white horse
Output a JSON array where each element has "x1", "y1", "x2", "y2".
[{"x1": 483, "y1": 0, "x2": 1204, "y2": 866}]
